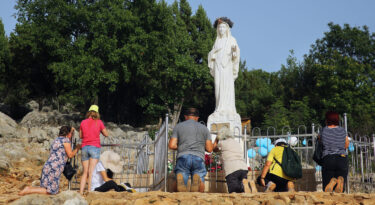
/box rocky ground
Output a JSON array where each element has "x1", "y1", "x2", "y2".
[
  {"x1": 3, "y1": 186, "x2": 375, "y2": 205},
  {"x1": 1, "y1": 101, "x2": 375, "y2": 204}
]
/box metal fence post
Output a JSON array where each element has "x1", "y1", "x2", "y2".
[
  {"x1": 373, "y1": 134, "x2": 375, "y2": 176},
  {"x1": 165, "y1": 114, "x2": 169, "y2": 192},
  {"x1": 312, "y1": 123, "x2": 315, "y2": 145},
  {"x1": 343, "y1": 113, "x2": 350, "y2": 193},
  {"x1": 344, "y1": 113, "x2": 347, "y2": 134},
  {"x1": 360, "y1": 137, "x2": 365, "y2": 184},
  {"x1": 244, "y1": 125, "x2": 247, "y2": 161}
]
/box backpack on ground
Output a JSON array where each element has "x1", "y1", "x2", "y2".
[{"x1": 274, "y1": 146, "x2": 302, "y2": 179}]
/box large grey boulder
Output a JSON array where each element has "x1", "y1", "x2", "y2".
[
  {"x1": 22, "y1": 127, "x2": 61, "y2": 149},
  {"x1": 20, "y1": 110, "x2": 80, "y2": 128},
  {"x1": 11, "y1": 191, "x2": 88, "y2": 205},
  {"x1": 0, "y1": 112, "x2": 17, "y2": 138},
  {"x1": 29, "y1": 128, "x2": 49, "y2": 143},
  {"x1": 20, "y1": 111, "x2": 48, "y2": 128},
  {"x1": 25, "y1": 100, "x2": 39, "y2": 111},
  {"x1": 60, "y1": 103, "x2": 75, "y2": 114},
  {"x1": 0, "y1": 156, "x2": 11, "y2": 174},
  {"x1": 0, "y1": 141, "x2": 27, "y2": 161}
]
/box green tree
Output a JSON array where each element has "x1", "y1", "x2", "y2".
[
  {"x1": 183, "y1": 4, "x2": 216, "y2": 122},
  {"x1": 8, "y1": 0, "x2": 79, "y2": 105},
  {"x1": 278, "y1": 51, "x2": 305, "y2": 105},
  {"x1": 303, "y1": 23, "x2": 375, "y2": 133},
  {"x1": 0, "y1": 19, "x2": 10, "y2": 100},
  {"x1": 6, "y1": 0, "x2": 218, "y2": 126},
  {"x1": 288, "y1": 97, "x2": 317, "y2": 132},
  {"x1": 262, "y1": 99, "x2": 290, "y2": 134},
  {"x1": 235, "y1": 61, "x2": 279, "y2": 128}
]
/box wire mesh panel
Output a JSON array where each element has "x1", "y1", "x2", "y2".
[
  {"x1": 348, "y1": 135, "x2": 375, "y2": 193},
  {"x1": 67, "y1": 116, "x2": 169, "y2": 192},
  {"x1": 153, "y1": 121, "x2": 168, "y2": 191},
  {"x1": 66, "y1": 115, "x2": 375, "y2": 193},
  {"x1": 244, "y1": 126, "x2": 318, "y2": 191}
]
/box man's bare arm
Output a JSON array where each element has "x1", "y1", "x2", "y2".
[
  {"x1": 205, "y1": 140, "x2": 213, "y2": 153},
  {"x1": 213, "y1": 138, "x2": 219, "y2": 152},
  {"x1": 168, "y1": 138, "x2": 178, "y2": 150}
]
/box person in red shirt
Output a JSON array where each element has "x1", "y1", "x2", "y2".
[{"x1": 79, "y1": 105, "x2": 109, "y2": 195}]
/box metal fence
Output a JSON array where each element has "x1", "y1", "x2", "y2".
[
  {"x1": 243, "y1": 124, "x2": 319, "y2": 191},
  {"x1": 347, "y1": 134, "x2": 375, "y2": 193},
  {"x1": 68, "y1": 115, "x2": 169, "y2": 192},
  {"x1": 204, "y1": 120, "x2": 375, "y2": 193},
  {"x1": 68, "y1": 113, "x2": 375, "y2": 193}
]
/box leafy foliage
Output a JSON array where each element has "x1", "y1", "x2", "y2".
[
  {"x1": 236, "y1": 23, "x2": 375, "y2": 134},
  {"x1": 303, "y1": 23, "x2": 375, "y2": 134},
  {"x1": 4, "y1": 0, "x2": 215, "y2": 126},
  {"x1": 0, "y1": 19, "x2": 10, "y2": 100},
  {"x1": 3, "y1": 0, "x2": 375, "y2": 135}
]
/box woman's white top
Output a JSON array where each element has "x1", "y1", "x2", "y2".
[{"x1": 91, "y1": 161, "x2": 106, "y2": 191}]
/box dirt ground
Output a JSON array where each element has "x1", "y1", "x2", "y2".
[
  {"x1": 1, "y1": 147, "x2": 375, "y2": 204},
  {"x1": 2, "y1": 161, "x2": 375, "y2": 205}
]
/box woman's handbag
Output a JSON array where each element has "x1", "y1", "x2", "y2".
[
  {"x1": 313, "y1": 138, "x2": 324, "y2": 166},
  {"x1": 63, "y1": 159, "x2": 76, "y2": 181}
]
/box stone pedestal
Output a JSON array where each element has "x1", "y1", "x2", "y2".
[{"x1": 207, "y1": 111, "x2": 242, "y2": 136}]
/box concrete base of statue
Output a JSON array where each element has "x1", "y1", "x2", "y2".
[
  {"x1": 206, "y1": 111, "x2": 245, "y2": 161},
  {"x1": 207, "y1": 111, "x2": 242, "y2": 136}
]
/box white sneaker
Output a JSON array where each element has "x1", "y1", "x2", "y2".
[
  {"x1": 265, "y1": 182, "x2": 276, "y2": 192},
  {"x1": 120, "y1": 182, "x2": 136, "y2": 193}
]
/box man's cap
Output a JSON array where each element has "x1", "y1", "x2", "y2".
[
  {"x1": 89, "y1": 105, "x2": 99, "y2": 113},
  {"x1": 184, "y1": 108, "x2": 199, "y2": 116}
]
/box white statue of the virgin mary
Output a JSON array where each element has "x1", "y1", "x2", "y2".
[{"x1": 207, "y1": 17, "x2": 241, "y2": 135}]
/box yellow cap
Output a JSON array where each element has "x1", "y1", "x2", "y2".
[{"x1": 89, "y1": 105, "x2": 99, "y2": 113}]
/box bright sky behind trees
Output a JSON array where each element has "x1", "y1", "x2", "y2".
[{"x1": 1, "y1": 0, "x2": 375, "y2": 72}]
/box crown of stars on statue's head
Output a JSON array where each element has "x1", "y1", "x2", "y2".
[{"x1": 214, "y1": 17, "x2": 234, "y2": 29}]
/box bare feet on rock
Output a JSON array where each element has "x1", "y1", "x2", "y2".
[
  {"x1": 18, "y1": 186, "x2": 31, "y2": 196},
  {"x1": 242, "y1": 179, "x2": 251, "y2": 193}
]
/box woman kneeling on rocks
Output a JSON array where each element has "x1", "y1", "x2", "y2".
[
  {"x1": 320, "y1": 111, "x2": 349, "y2": 193},
  {"x1": 213, "y1": 128, "x2": 256, "y2": 193},
  {"x1": 258, "y1": 139, "x2": 295, "y2": 192},
  {"x1": 19, "y1": 126, "x2": 81, "y2": 196}
]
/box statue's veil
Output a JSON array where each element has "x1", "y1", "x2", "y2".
[
  {"x1": 213, "y1": 22, "x2": 232, "y2": 49},
  {"x1": 216, "y1": 22, "x2": 231, "y2": 38}
]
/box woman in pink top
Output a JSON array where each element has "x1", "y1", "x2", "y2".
[{"x1": 79, "y1": 105, "x2": 109, "y2": 195}]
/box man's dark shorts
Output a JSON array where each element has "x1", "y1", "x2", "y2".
[
  {"x1": 257, "y1": 173, "x2": 290, "y2": 192},
  {"x1": 174, "y1": 154, "x2": 207, "y2": 185}
]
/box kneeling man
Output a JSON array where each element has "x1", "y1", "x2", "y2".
[{"x1": 168, "y1": 108, "x2": 213, "y2": 192}]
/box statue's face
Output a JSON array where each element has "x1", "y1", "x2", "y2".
[{"x1": 218, "y1": 23, "x2": 227, "y2": 37}]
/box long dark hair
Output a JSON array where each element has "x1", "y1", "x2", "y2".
[{"x1": 106, "y1": 169, "x2": 114, "y2": 179}]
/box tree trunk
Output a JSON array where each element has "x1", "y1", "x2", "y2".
[
  {"x1": 94, "y1": 95, "x2": 98, "y2": 105},
  {"x1": 170, "y1": 99, "x2": 184, "y2": 129}
]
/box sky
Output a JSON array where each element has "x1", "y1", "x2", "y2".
[{"x1": 1, "y1": 0, "x2": 375, "y2": 72}]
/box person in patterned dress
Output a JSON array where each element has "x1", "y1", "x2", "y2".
[{"x1": 19, "y1": 126, "x2": 81, "y2": 195}]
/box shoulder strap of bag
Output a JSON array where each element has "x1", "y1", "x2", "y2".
[
  {"x1": 274, "y1": 157, "x2": 282, "y2": 167},
  {"x1": 273, "y1": 145, "x2": 286, "y2": 166}
]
